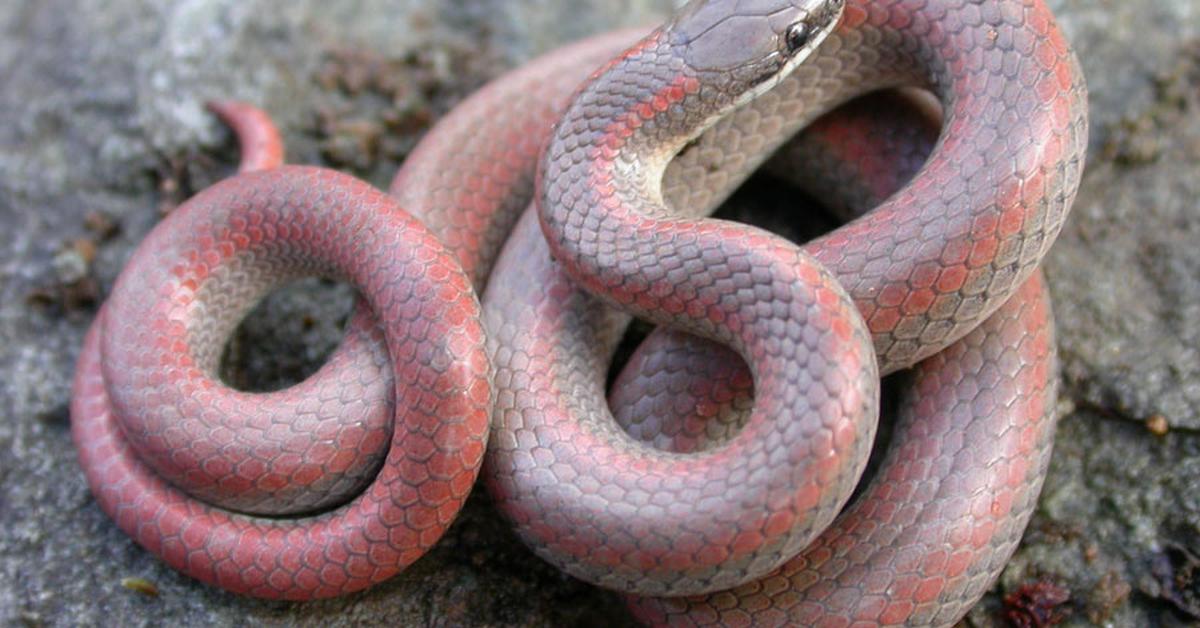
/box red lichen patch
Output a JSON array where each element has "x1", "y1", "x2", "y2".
[{"x1": 1003, "y1": 580, "x2": 1071, "y2": 627}]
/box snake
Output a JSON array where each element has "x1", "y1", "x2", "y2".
[
  {"x1": 68, "y1": 0, "x2": 1088, "y2": 622},
  {"x1": 485, "y1": 0, "x2": 1085, "y2": 618}
]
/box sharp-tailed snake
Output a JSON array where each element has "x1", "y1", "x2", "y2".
[{"x1": 71, "y1": 0, "x2": 1088, "y2": 624}]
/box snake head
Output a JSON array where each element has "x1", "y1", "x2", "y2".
[{"x1": 668, "y1": 0, "x2": 845, "y2": 97}]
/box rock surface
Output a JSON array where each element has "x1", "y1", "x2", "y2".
[{"x1": 1, "y1": 0, "x2": 1197, "y2": 626}]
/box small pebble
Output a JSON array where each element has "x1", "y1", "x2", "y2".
[
  {"x1": 120, "y1": 577, "x2": 160, "y2": 597},
  {"x1": 1145, "y1": 414, "x2": 1169, "y2": 436},
  {"x1": 52, "y1": 246, "x2": 90, "y2": 284},
  {"x1": 83, "y1": 210, "x2": 120, "y2": 240}
]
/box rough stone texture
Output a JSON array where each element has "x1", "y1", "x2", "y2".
[{"x1": 0, "y1": 0, "x2": 1197, "y2": 626}]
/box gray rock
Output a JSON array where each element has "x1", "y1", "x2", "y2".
[{"x1": 0, "y1": 0, "x2": 1197, "y2": 626}]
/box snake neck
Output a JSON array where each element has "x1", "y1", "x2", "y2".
[
  {"x1": 537, "y1": 31, "x2": 758, "y2": 275},
  {"x1": 582, "y1": 30, "x2": 718, "y2": 215},
  {"x1": 538, "y1": 1, "x2": 845, "y2": 278}
]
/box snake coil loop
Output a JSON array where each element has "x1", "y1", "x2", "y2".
[{"x1": 73, "y1": 108, "x2": 491, "y2": 599}]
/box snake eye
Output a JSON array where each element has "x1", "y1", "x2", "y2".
[{"x1": 785, "y1": 23, "x2": 812, "y2": 53}]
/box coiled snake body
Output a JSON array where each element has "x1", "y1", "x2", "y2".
[{"x1": 71, "y1": 0, "x2": 1087, "y2": 624}]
